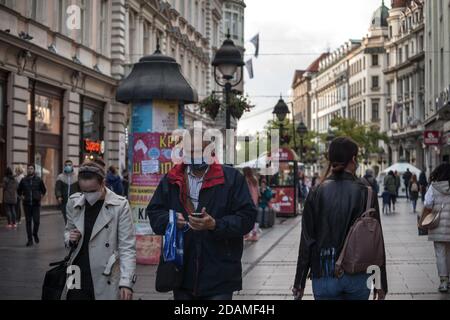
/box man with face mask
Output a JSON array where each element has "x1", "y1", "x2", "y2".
[
  {"x1": 55, "y1": 160, "x2": 79, "y2": 224},
  {"x1": 62, "y1": 159, "x2": 136, "y2": 300},
  {"x1": 17, "y1": 164, "x2": 47, "y2": 247},
  {"x1": 147, "y1": 129, "x2": 257, "y2": 300}
]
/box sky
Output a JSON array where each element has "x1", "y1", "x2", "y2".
[{"x1": 237, "y1": 0, "x2": 387, "y2": 135}]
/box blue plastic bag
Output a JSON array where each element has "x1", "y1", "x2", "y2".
[{"x1": 163, "y1": 210, "x2": 184, "y2": 268}]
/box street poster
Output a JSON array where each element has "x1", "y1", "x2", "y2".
[{"x1": 270, "y1": 187, "x2": 295, "y2": 215}]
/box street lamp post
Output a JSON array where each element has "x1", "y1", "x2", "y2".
[
  {"x1": 297, "y1": 118, "x2": 308, "y2": 163},
  {"x1": 212, "y1": 32, "x2": 245, "y2": 130},
  {"x1": 272, "y1": 96, "x2": 291, "y2": 146}
]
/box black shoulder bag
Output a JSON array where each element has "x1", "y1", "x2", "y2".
[{"x1": 42, "y1": 246, "x2": 76, "y2": 300}]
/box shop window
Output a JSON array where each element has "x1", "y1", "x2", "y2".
[
  {"x1": 80, "y1": 96, "x2": 104, "y2": 162},
  {"x1": 28, "y1": 82, "x2": 63, "y2": 207}
]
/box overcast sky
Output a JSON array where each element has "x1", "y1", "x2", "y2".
[{"x1": 237, "y1": 0, "x2": 387, "y2": 135}]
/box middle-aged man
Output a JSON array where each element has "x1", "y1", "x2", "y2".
[
  {"x1": 55, "y1": 159, "x2": 79, "y2": 224},
  {"x1": 147, "y1": 129, "x2": 257, "y2": 300},
  {"x1": 17, "y1": 164, "x2": 47, "y2": 247},
  {"x1": 62, "y1": 159, "x2": 136, "y2": 300}
]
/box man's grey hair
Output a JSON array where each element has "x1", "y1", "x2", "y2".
[{"x1": 365, "y1": 169, "x2": 374, "y2": 177}]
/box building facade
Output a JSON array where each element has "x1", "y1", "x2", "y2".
[
  {"x1": 291, "y1": 53, "x2": 328, "y2": 129},
  {"x1": 424, "y1": 0, "x2": 450, "y2": 170},
  {"x1": 0, "y1": 0, "x2": 128, "y2": 207},
  {"x1": 384, "y1": 0, "x2": 426, "y2": 170},
  {"x1": 0, "y1": 0, "x2": 238, "y2": 209}
]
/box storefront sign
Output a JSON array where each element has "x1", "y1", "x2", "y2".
[
  {"x1": 424, "y1": 131, "x2": 441, "y2": 146},
  {"x1": 84, "y1": 139, "x2": 104, "y2": 154}
]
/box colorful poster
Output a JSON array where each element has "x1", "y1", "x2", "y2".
[
  {"x1": 132, "y1": 132, "x2": 176, "y2": 187},
  {"x1": 129, "y1": 185, "x2": 156, "y2": 235},
  {"x1": 152, "y1": 100, "x2": 179, "y2": 132},
  {"x1": 131, "y1": 102, "x2": 153, "y2": 133},
  {"x1": 270, "y1": 187, "x2": 295, "y2": 215}
]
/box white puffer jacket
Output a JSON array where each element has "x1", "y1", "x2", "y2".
[{"x1": 426, "y1": 181, "x2": 450, "y2": 242}]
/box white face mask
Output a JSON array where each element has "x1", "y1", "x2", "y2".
[{"x1": 84, "y1": 191, "x2": 103, "y2": 206}]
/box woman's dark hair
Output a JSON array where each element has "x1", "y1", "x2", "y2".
[
  {"x1": 321, "y1": 137, "x2": 359, "y2": 183},
  {"x1": 79, "y1": 171, "x2": 104, "y2": 184},
  {"x1": 429, "y1": 163, "x2": 450, "y2": 187},
  {"x1": 5, "y1": 167, "x2": 13, "y2": 177},
  {"x1": 388, "y1": 170, "x2": 394, "y2": 176}
]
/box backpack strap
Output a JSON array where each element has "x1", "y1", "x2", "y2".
[{"x1": 366, "y1": 186, "x2": 373, "y2": 212}]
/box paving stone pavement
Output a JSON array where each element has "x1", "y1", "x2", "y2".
[{"x1": 0, "y1": 197, "x2": 448, "y2": 300}]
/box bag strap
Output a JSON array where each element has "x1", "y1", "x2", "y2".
[{"x1": 366, "y1": 186, "x2": 373, "y2": 212}]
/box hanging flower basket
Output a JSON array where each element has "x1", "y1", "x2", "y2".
[
  {"x1": 228, "y1": 94, "x2": 255, "y2": 120},
  {"x1": 199, "y1": 95, "x2": 221, "y2": 119}
]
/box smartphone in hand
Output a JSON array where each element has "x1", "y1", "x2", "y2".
[{"x1": 191, "y1": 212, "x2": 205, "y2": 218}]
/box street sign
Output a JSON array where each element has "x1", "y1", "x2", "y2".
[{"x1": 423, "y1": 131, "x2": 441, "y2": 146}]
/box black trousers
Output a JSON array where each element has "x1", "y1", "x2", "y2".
[{"x1": 24, "y1": 205, "x2": 40, "y2": 241}]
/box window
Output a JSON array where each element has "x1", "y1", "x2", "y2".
[
  {"x1": 372, "y1": 54, "x2": 379, "y2": 66},
  {"x1": 405, "y1": 45, "x2": 409, "y2": 59},
  {"x1": 81, "y1": 96, "x2": 104, "y2": 162},
  {"x1": 387, "y1": 53, "x2": 390, "y2": 67},
  {"x1": 98, "y1": 0, "x2": 108, "y2": 54},
  {"x1": 398, "y1": 48, "x2": 403, "y2": 64},
  {"x1": 28, "y1": 82, "x2": 63, "y2": 207},
  {"x1": 372, "y1": 100, "x2": 380, "y2": 122},
  {"x1": 372, "y1": 76, "x2": 379, "y2": 89}
]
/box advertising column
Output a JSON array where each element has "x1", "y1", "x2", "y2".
[{"x1": 129, "y1": 100, "x2": 184, "y2": 265}]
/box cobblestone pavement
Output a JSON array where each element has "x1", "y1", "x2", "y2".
[{"x1": 0, "y1": 198, "x2": 448, "y2": 300}]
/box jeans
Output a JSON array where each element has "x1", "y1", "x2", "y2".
[
  {"x1": 433, "y1": 242, "x2": 450, "y2": 277},
  {"x1": 412, "y1": 199, "x2": 418, "y2": 212},
  {"x1": 5, "y1": 204, "x2": 16, "y2": 225},
  {"x1": 312, "y1": 274, "x2": 371, "y2": 300},
  {"x1": 24, "y1": 205, "x2": 40, "y2": 241},
  {"x1": 173, "y1": 290, "x2": 233, "y2": 301}
]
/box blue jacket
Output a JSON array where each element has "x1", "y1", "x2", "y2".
[
  {"x1": 147, "y1": 163, "x2": 257, "y2": 297},
  {"x1": 106, "y1": 173, "x2": 124, "y2": 196}
]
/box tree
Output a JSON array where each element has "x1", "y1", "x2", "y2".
[{"x1": 321, "y1": 117, "x2": 389, "y2": 161}]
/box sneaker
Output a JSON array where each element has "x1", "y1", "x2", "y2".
[
  {"x1": 439, "y1": 277, "x2": 448, "y2": 293},
  {"x1": 13, "y1": 224, "x2": 17, "y2": 228},
  {"x1": 6, "y1": 224, "x2": 12, "y2": 229}
]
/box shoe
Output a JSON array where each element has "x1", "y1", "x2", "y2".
[
  {"x1": 13, "y1": 224, "x2": 17, "y2": 228},
  {"x1": 6, "y1": 224, "x2": 12, "y2": 229},
  {"x1": 439, "y1": 277, "x2": 448, "y2": 293},
  {"x1": 33, "y1": 235, "x2": 39, "y2": 244},
  {"x1": 26, "y1": 240, "x2": 33, "y2": 247}
]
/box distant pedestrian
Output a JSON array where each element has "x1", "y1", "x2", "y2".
[
  {"x1": 14, "y1": 166, "x2": 25, "y2": 224},
  {"x1": 384, "y1": 171, "x2": 397, "y2": 212},
  {"x1": 419, "y1": 170, "x2": 428, "y2": 202},
  {"x1": 55, "y1": 160, "x2": 79, "y2": 224},
  {"x1": 403, "y1": 169, "x2": 412, "y2": 200},
  {"x1": 106, "y1": 165, "x2": 124, "y2": 196},
  {"x1": 3, "y1": 167, "x2": 18, "y2": 228},
  {"x1": 381, "y1": 187, "x2": 391, "y2": 215},
  {"x1": 362, "y1": 169, "x2": 379, "y2": 194},
  {"x1": 293, "y1": 137, "x2": 387, "y2": 300},
  {"x1": 17, "y1": 164, "x2": 47, "y2": 247},
  {"x1": 394, "y1": 171, "x2": 401, "y2": 198},
  {"x1": 421, "y1": 163, "x2": 450, "y2": 293},
  {"x1": 243, "y1": 167, "x2": 260, "y2": 241},
  {"x1": 409, "y1": 174, "x2": 420, "y2": 213}
]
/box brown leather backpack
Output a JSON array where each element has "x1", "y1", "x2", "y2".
[{"x1": 335, "y1": 186, "x2": 385, "y2": 276}]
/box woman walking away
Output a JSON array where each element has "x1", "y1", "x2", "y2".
[
  {"x1": 3, "y1": 167, "x2": 18, "y2": 228},
  {"x1": 421, "y1": 163, "x2": 450, "y2": 293},
  {"x1": 293, "y1": 137, "x2": 388, "y2": 300},
  {"x1": 14, "y1": 166, "x2": 25, "y2": 224},
  {"x1": 243, "y1": 167, "x2": 260, "y2": 241},
  {"x1": 409, "y1": 174, "x2": 420, "y2": 213},
  {"x1": 384, "y1": 171, "x2": 397, "y2": 212}
]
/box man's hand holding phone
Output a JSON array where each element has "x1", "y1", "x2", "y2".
[{"x1": 189, "y1": 207, "x2": 216, "y2": 231}]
